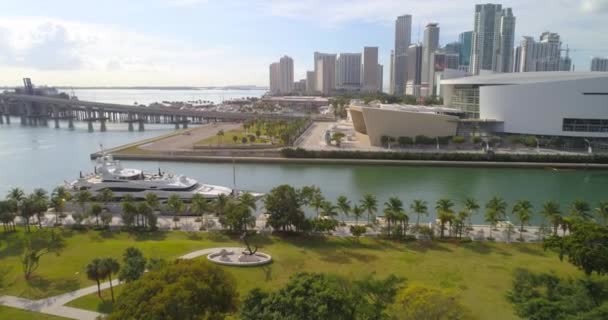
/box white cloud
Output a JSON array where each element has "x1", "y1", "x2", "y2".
[{"x1": 581, "y1": 0, "x2": 608, "y2": 13}]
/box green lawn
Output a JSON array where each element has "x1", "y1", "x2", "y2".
[
  {"x1": 58, "y1": 233, "x2": 582, "y2": 320},
  {"x1": 195, "y1": 127, "x2": 273, "y2": 146},
  {"x1": 0, "y1": 306, "x2": 69, "y2": 320}
]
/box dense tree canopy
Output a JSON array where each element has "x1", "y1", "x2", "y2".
[
  {"x1": 109, "y1": 260, "x2": 238, "y2": 320},
  {"x1": 391, "y1": 284, "x2": 475, "y2": 320},
  {"x1": 263, "y1": 185, "x2": 307, "y2": 232}
]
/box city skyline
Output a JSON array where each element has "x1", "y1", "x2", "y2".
[{"x1": 0, "y1": 0, "x2": 608, "y2": 86}]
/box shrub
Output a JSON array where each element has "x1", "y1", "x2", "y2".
[
  {"x1": 472, "y1": 136, "x2": 482, "y2": 144},
  {"x1": 414, "y1": 135, "x2": 434, "y2": 145},
  {"x1": 350, "y1": 225, "x2": 367, "y2": 238},
  {"x1": 241, "y1": 137, "x2": 248, "y2": 144},
  {"x1": 397, "y1": 136, "x2": 414, "y2": 146},
  {"x1": 452, "y1": 136, "x2": 466, "y2": 144}
]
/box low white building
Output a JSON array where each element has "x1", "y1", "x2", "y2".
[{"x1": 441, "y1": 72, "x2": 608, "y2": 138}]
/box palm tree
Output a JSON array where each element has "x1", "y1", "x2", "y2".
[
  {"x1": 568, "y1": 199, "x2": 592, "y2": 220},
  {"x1": 7, "y1": 187, "x2": 25, "y2": 203},
  {"x1": 214, "y1": 194, "x2": 230, "y2": 217},
  {"x1": 75, "y1": 189, "x2": 92, "y2": 217},
  {"x1": 32, "y1": 189, "x2": 49, "y2": 228},
  {"x1": 384, "y1": 197, "x2": 404, "y2": 238},
  {"x1": 464, "y1": 198, "x2": 480, "y2": 226},
  {"x1": 90, "y1": 203, "x2": 103, "y2": 226},
  {"x1": 485, "y1": 197, "x2": 507, "y2": 239},
  {"x1": 596, "y1": 201, "x2": 608, "y2": 225},
  {"x1": 120, "y1": 195, "x2": 137, "y2": 228},
  {"x1": 320, "y1": 201, "x2": 338, "y2": 219},
  {"x1": 136, "y1": 202, "x2": 153, "y2": 228},
  {"x1": 101, "y1": 258, "x2": 120, "y2": 302},
  {"x1": 360, "y1": 193, "x2": 378, "y2": 225},
  {"x1": 310, "y1": 192, "x2": 325, "y2": 218},
  {"x1": 216, "y1": 129, "x2": 224, "y2": 145},
  {"x1": 410, "y1": 200, "x2": 428, "y2": 227},
  {"x1": 51, "y1": 186, "x2": 72, "y2": 225},
  {"x1": 512, "y1": 200, "x2": 533, "y2": 240},
  {"x1": 0, "y1": 201, "x2": 17, "y2": 232},
  {"x1": 145, "y1": 193, "x2": 160, "y2": 212},
  {"x1": 86, "y1": 258, "x2": 108, "y2": 298},
  {"x1": 352, "y1": 205, "x2": 364, "y2": 225},
  {"x1": 540, "y1": 201, "x2": 561, "y2": 235},
  {"x1": 239, "y1": 192, "x2": 257, "y2": 212},
  {"x1": 190, "y1": 193, "x2": 209, "y2": 220},
  {"x1": 435, "y1": 199, "x2": 454, "y2": 238},
  {"x1": 167, "y1": 194, "x2": 184, "y2": 229},
  {"x1": 98, "y1": 188, "x2": 114, "y2": 211},
  {"x1": 336, "y1": 195, "x2": 351, "y2": 224}
]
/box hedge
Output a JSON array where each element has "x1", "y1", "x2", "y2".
[{"x1": 280, "y1": 148, "x2": 608, "y2": 164}]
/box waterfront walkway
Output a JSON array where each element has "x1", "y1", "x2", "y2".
[{"x1": 0, "y1": 247, "x2": 243, "y2": 320}]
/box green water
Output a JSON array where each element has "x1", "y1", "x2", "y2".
[{"x1": 1, "y1": 118, "x2": 607, "y2": 224}]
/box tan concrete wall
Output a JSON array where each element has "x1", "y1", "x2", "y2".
[
  {"x1": 360, "y1": 107, "x2": 458, "y2": 146},
  {"x1": 349, "y1": 107, "x2": 368, "y2": 134}
]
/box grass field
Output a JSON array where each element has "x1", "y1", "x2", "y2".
[
  {"x1": 30, "y1": 231, "x2": 582, "y2": 320},
  {"x1": 195, "y1": 127, "x2": 273, "y2": 146},
  {"x1": 0, "y1": 306, "x2": 69, "y2": 320}
]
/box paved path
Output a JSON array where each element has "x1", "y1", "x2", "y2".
[{"x1": 0, "y1": 247, "x2": 244, "y2": 320}]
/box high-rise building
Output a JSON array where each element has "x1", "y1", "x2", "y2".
[
  {"x1": 392, "y1": 15, "x2": 412, "y2": 96},
  {"x1": 405, "y1": 44, "x2": 423, "y2": 97},
  {"x1": 269, "y1": 62, "x2": 280, "y2": 94},
  {"x1": 514, "y1": 32, "x2": 568, "y2": 72},
  {"x1": 279, "y1": 55, "x2": 294, "y2": 94},
  {"x1": 496, "y1": 8, "x2": 516, "y2": 73},
  {"x1": 591, "y1": 57, "x2": 608, "y2": 71},
  {"x1": 293, "y1": 79, "x2": 307, "y2": 94},
  {"x1": 336, "y1": 53, "x2": 362, "y2": 90},
  {"x1": 377, "y1": 64, "x2": 384, "y2": 93},
  {"x1": 315, "y1": 53, "x2": 337, "y2": 96},
  {"x1": 445, "y1": 42, "x2": 461, "y2": 55},
  {"x1": 306, "y1": 71, "x2": 315, "y2": 94},
  {"x1": 422, "y1": 23, "x2": 440, "y2": 97},
  {"x1": 471, "y1": 4, "x2": 515, "y2": 74},
  {"x1": 459, "y1": 31, "x2": 473, "y2": 68},
  {"x1": 362, "y1": 47, "x2": 380, "y2": 93},
  {"x1": 389, "y1": 50, "x2": 395, "y2": 94}
]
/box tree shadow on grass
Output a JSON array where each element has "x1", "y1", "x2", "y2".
[
  {"x1": 97, "y1": 300, "x2": 114, "y2": 314},
  {"x1": 100, "y1": 229, "x2": 116, "y2": 239},
  {"x1": 0, "y1": 235, "x2": 24, "y2": 258},
  {"x1": 406, "y1": 241, "x2": 453, "y2": 253},
  {"x1": 26, "y1": 276, "x2": 51, "y2": 292},
  {"x1": 52, "y1": 278, "x2": 80, "y2": 293},
  {"x1": 186, "y1": 233, "x2": 203, "y2": 241},
  {"x1": 462, "y1": 241, "x2": 493, "y2": 255},
  {"x1": 132, "y1": 231, "x2": 168, "y2": 241},
  {"x1": 513, "y1": 244, "x2": 546, "y2": 257}
]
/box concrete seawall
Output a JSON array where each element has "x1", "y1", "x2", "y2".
[{"x1": 103, "y1": 153, "x2": 608, "y2": 170}]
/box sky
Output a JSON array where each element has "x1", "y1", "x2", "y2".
[{"x1": 0, "y1": 0, "x2": 607, "y2": 87}]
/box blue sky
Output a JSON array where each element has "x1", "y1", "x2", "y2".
[{"x1": 0, "y1": 0, "x2": 607, "y2": 86}]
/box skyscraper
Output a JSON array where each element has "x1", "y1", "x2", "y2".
[
  {"x1": 459, "y1": 31, "x2": 473, "y2": 68},
  {"x1": 315, "y1": 53, "x2": 337, "y2": 96},
  {"x1": 377, "y1": 64, "x2": 384, "y2": 93},
  {"x1": 514, "y1": 32, "x2": 567, "y2": 72},
  {"x1": 405, "y1": 44, "x2": 423, "y2": 97},
  {"x1": 362, "y1": 47, "x2": 380, "y2": 93},
  {"x1": 336, "y1": 53, "x2": 362, "y2": 90},
  {"x1": 471, "y1": 4, "x2": 515, "y2": 74},
  {"x1": 496, "y1": 8, "x2": 516, "y2": 73},
  {"x1": 306, "y1": 71, "x2": 315, "y2": 94},
  {"x1": 389, "y1": 50, "x2": 395, "y2": 94},
  {"x1": 392, "y1": 15, "x2": 412, "y2": 96},
  {"x1": 279, "y1": 55, "x2": 294, "y2": 94},
  {"x1": 269, "y1": 62, "x2": 280, "y2": 94},
  {"x1": 591, "y1": 57, "x2": 608, "y2": 71},
  {"x1": 422, "y1": 23, "x2": 440, "y2": 97}
]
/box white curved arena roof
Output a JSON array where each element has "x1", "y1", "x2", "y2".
[{"x1": 441, "y1": 72, "x2": 608, "y2": 85}]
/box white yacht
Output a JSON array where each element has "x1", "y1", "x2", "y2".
[{"x1": 67, "y1": 153, "x2": 262, "y2": 201}]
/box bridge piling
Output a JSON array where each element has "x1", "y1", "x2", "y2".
[
  {"x1": 53, "y1": 106, "x2": 60, "y2": 129},
  {"x1": 100, "y1": 108, "x2": 107, "y2": 132}
]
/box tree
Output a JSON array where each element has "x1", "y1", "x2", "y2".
[
  {"x1": 110, "y1": 260, "x2": 238, "y2": 320},
  {"x1": 221, "y1": 200, "x2": 255, "y2": 232},
  {"x1": 596, "y1": 201, "x2": 608, "y2": 226},
  {"x1": 239, "y1": 192, "x2": 257, "y2": 212},
  {"x1": 51, "y1": 186, "x2": 72, "y2": 225},
  {"x1": 97, "y1": 188, "x2": 114, "y2": 210},
  {"x1": 32, "y1": 188, "x2": 49, "y2": 228},
  {"x1": 232, "y1": 135, "x2": 238, "y2": 144},
  {"x1": 544, "y1": 221, "x2": 608, "y2": 276},
  {"x1": 435, "y1": 199, "x2": 454, "y2": 239},
  {"x1": 411, "y1": 200, "x2": 428, "y2": 227},
  {"x1": 0, "y1": 201, "x2": 17, "y2": 232},
  {"x1": 355, "y1": 274, "x2": 405, "y2": 319},
  {"x1": 350, "y1": 225, "x2": 366, "y2": 239},
  {"x1": 216, "y1": 129, "x2": 224, "y2": 145},
  {"x1": 144, "y1": 193, "x2": 160, "y2": 211},
  {"x1": 167, "y1": 194, "x2": 184, "y2": 229},
  {"x1": 512, "y1": 200, "x2": 533, "y2": 241},
  {"x1": 190, "y1": 193, "x2": 209, "y2": 221},
  {"x1": 118, "y1": 247, "x2": 146, "y2": 282},
  {"x1": 120, "y1": 195, "x2": 137, "y2": 229},
  {"x1": 320, "y1": 200, "x2": 338, "y2": 219},
  {"x1": 241, "y1": 136, "x2": 248, "y2": 144},
  {"x1": 336, "y1": 195, "x2": 351, "y2": 224},
  {"x1": 90, "y1": 203, "x2": 103, "y2": 227},
  {"x1": 384, "y1": 197, "x2": 404, "y2": 238},
  {"x1": 75, "y1": 189, "x2": 92, "y2": 217},
  {"x1": 19, "y1": 196, "x2": 37, "y2": 232},
  {"x1": 464, "y1": 198, "x2": 480, "y2": 227},
  {"x1": 391, "y1": 284, "x2": 474, "y2": 320},
  {"x1": 309, "y1": 191, "x2": 325, "y2": 218},
  {"x1": 263, "y1": 185, "x2": 306, "y2": 232},
  {"x1": 101, "y1": 211, "x2": 113, "y2": 228},
  {"x1": 86, "y1": 258, "x2": 108, "y2": 298},
  {"x1": 352, "y1": 204, "x2": 364, "y2": 225},
  {"x1": 361, "y1": 193, "x2": 378, "y2": 225},
  {"x1": 485, "y1": 196, "x2": 507, "y2": 239},
  {"x1": 241, "y1": 273, "x2": 359, "y2": 320},
  {"x1": 540, "y1": 201, "x2": 562, "y2": 236},
  {"x1": 569, "y1": 199, "x2": 592, "y2": 220},
  {"x1": 213, "y1": 193, "x2": 230, "y2": 217},
  {"x1": 101, "y1": 257, "x2": 120, "y2": 302},
  {"x1": 136, "y1": 202, "x2": 153, "y2": 228},
  {"x1": 22, "y1": 229, "x2": 64, "y2": 279},
  {"x1": 332, "y1": 132, "x2": 346, "y2": 147}
]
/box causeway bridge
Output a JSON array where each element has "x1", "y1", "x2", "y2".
[{"x1": 0, "y1": 93, "x2": 307, "y2": 132}]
